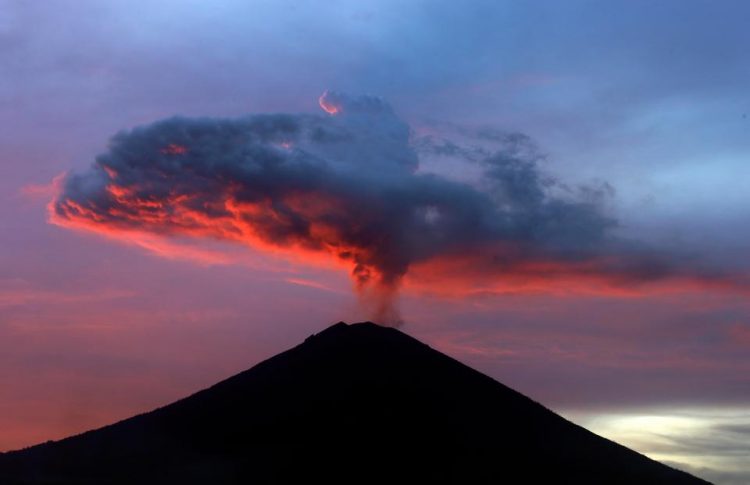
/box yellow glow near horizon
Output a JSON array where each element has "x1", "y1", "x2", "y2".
[{"x1": 562, "y1": 407, "x2": 750, "y2": 483}]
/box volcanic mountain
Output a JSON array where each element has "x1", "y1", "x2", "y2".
[{"x1": 0, "y1": 322, "x2": 709, "y2": 484}]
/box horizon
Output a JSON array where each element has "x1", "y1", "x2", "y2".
[{"x1": 2, "y1": 1, "x2": 749, "y2": 483}]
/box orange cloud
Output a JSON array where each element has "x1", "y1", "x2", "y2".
[{"x1": 47, "y1": 93, "x2": 750, "y2": 324}]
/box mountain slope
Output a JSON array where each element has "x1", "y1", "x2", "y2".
[{"x1": 0, "y1": 321, "x2": 710, "y2": 484}]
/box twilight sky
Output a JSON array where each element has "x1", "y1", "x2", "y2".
[{"x1": 2, "y1": 1, "x2": 749, "y2": 482}]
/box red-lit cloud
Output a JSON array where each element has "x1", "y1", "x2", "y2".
[
  {"x1": 406, "y1": 251, "x2": 749, "y2": 299},
  {"x1": 318, "y1": 90, "x2": 341, "y2": 115},
  {"x1": 20, "y1": 173, "x2": 66, "y2": 201},
  {"x1": 50, "y1": 93, "x2": 748, "y2": 323}
]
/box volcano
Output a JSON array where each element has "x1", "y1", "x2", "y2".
[{"x1": 0, "y1": 322, "x2": 708, "y2": 484}]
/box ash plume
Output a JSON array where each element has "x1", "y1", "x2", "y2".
[{"x1": 51, "y1": 92, "x2": 740, "y2": 324}]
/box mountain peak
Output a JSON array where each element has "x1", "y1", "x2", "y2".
[
  {"x1": 0, "y1": 321, "x2": 709, "y2": 484},
  {"x1": 317, "y1": 320, "x2": 390, "y2": 332},
  {"x1": 303, "y1": 321, "x2": 415, "y2": 353}
]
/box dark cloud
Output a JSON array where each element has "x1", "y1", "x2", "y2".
[{"x1": 52, "y1": 93, "x2": 743, "y2": 323}]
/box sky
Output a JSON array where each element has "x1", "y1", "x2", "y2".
[{"x1": 2, "y1": 0, "x2": 749, "y2": 482}]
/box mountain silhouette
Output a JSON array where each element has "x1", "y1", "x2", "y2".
[{"x1": 0, "y1": 321, "x2": 709, "y2": 484}]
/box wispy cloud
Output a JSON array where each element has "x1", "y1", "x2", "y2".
[{"x1": 565, "y1": 407, "x2": 750, "y2": 484}]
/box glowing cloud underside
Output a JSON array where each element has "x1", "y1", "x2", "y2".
[{"x1": 51, "y1": 92, "x2": 747, "y2": 323}]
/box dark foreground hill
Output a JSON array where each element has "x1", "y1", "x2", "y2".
[{"x1": 0, "y1": 322, "x2": 709, "y2": 484}]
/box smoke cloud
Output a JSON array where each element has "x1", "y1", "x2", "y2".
[{"x1": 51, "y1": 92, "x2": 742, "y2": 324}]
